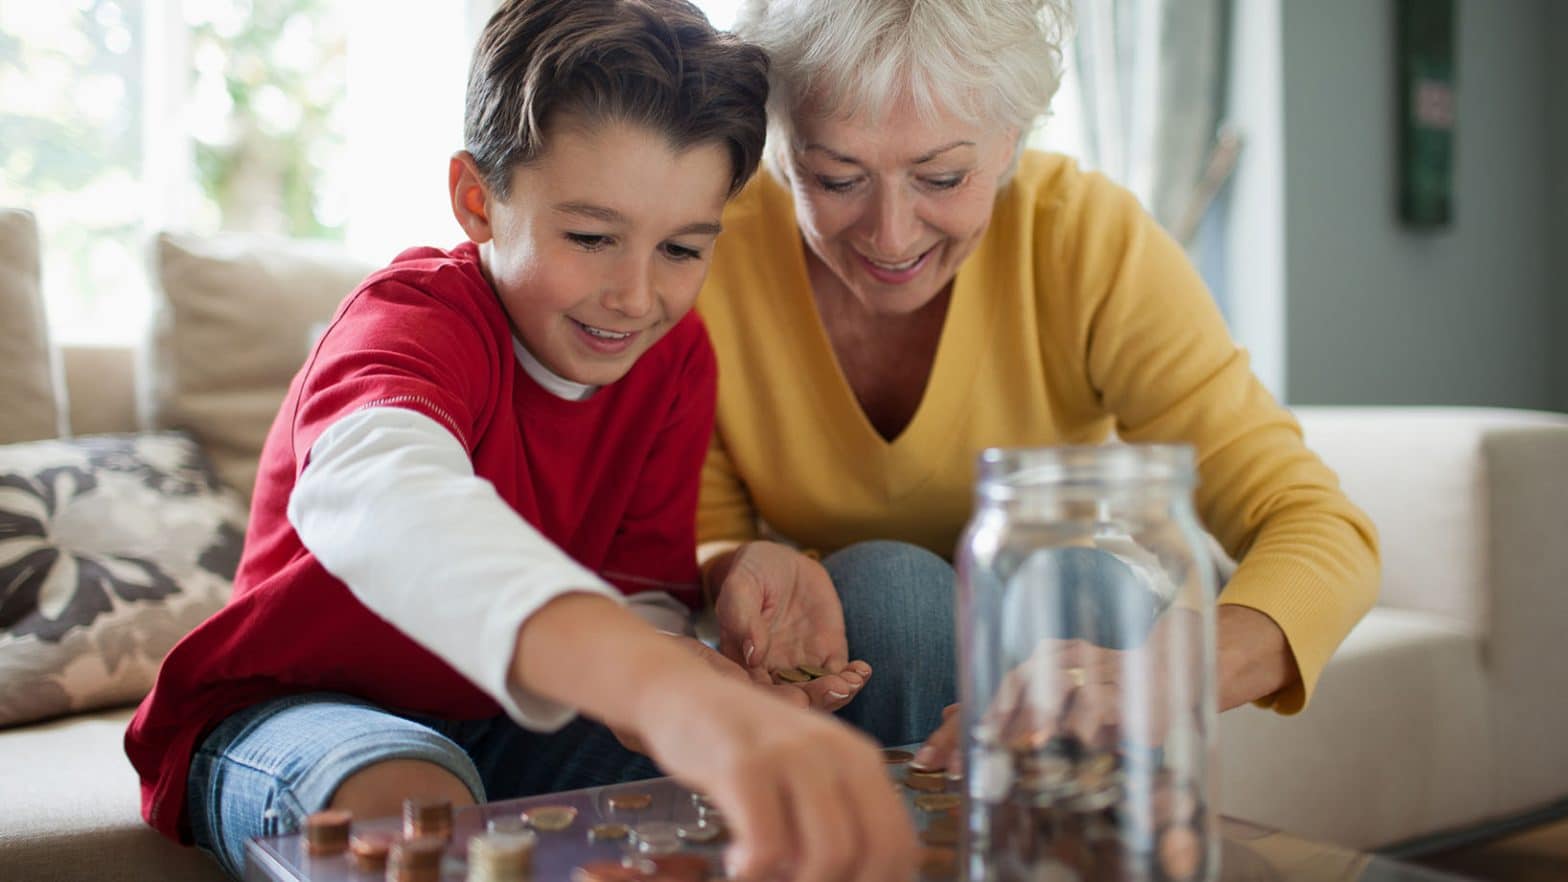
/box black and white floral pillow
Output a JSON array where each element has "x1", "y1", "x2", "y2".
[{"x1": 0, "y1": 432, "x2": 246, "y2": 726}]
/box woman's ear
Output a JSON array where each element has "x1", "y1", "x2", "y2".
[{"x1": 449, "y1": 151, "x2": 495, "y2": 243}]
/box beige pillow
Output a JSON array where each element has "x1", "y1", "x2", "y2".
[
  {"x1": 149, "y1": 232, "x2": 374, "y2": 497},
  {"x1": 0, "y1": 432, "x2": 247, "y2": 727},
  {"x1": 0, "y1": 209, "x2": 61, "y2": 444}
]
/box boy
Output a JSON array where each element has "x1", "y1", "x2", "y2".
[{"x1": 125, "y1": 3, "x2": 915, "y2": 880}]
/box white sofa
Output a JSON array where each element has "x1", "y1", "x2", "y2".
[{"x1": 2, "y1": 219, "x2": 1566, "y2": 878}]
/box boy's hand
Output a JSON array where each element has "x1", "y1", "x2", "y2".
[
  {"x1": 634, "y1": 670, "x2": 918, "y2": 882},
  {"x1": 711, "y1": 541, "x2": 872, "y2": 712}
]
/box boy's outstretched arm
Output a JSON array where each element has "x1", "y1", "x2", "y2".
[{"x1": 513, "y1": 593, "x2": 918, "y2": 882}]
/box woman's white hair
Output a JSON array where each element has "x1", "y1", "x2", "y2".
[{"x1": 735, "y1": 0, "x2": 1072, "y2": 176}]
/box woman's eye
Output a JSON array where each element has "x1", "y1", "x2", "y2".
[
  {"x1": 566, "y1": 233, "x2": 611, "y2": 250},
  {"x1": 663, "y1": 243, "x2": 703, "y2": 261},
  {"x1": 923, "y1": 175, "x2": 967, "y2": 191},
  {"x1": 816, "y1": 176, "x2": 858, "y2": 193}
]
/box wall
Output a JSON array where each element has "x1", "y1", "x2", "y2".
[
  {"x1": 1278, "y1": 0, "x2": 1557, "y2": 410},
  {"x1": 1552, "y1": 2, "x2": 1568, "y2": 412}
]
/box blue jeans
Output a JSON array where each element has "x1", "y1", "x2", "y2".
[
  {"x1": 187, "y1": 693, "x2": 660, "y2": 877},
  {"x1": 823, "y1": 540, "x2": 1156, "y2": 747}
]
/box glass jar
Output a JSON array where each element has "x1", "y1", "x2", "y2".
[{"x1": 956, "y1": 445, "x2": 1218, "y2": 882}]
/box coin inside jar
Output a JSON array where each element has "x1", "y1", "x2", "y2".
[
  {"x1": 920, "y1": 846, "x2": 958, "y2": 878},
  {"x1": 523, "y1": 805, "x2": 579, "y2": 832},
  {"x1": 302, "y1": 809, "x2": 351, "y2": 855},
  {"x1": 913, "y1": 793, "x2": 961, "y2": 813},
  {"x1": 1158, "y1": 823, "x2": 1203, "y2": 881}
]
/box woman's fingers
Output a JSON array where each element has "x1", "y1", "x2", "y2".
[{"x1": 913, "y1": 705, "x2": 959, "y2": 771}]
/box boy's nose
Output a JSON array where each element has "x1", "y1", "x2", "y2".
[{"x1": 603, "y1": 260, "x2": 655, "y2": 318}]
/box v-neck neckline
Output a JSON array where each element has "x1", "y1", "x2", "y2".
[{"x1": 777, "y1": 215, "x2": 993, "y2": 470}]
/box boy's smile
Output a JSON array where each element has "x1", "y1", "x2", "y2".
[{"x1": 450, "y1": 115, "x2": 731, "y2": 388}]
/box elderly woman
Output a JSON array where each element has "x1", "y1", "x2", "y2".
[{"x1": 696, "y1": 0, "x2": 1379, "y2": 759}]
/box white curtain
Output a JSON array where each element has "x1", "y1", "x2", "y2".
[{"x1": 1069, "y1": 0, "x2": 1233, "y2": 245}]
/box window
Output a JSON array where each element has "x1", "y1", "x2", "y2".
[
  {"x1": 1, "y1": 0, "x2": 474, "y2": 344},
  {"x1": 1, "y1": 0, "x2": 1088, "y2": 344}
]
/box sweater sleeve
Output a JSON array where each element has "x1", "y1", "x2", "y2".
[
  {"x1": 1052, "y1": 174, "x2": 1380, "y2": 712},
  {"x1": 288, "y1": 406, "x2": 625, "y2": 731}
]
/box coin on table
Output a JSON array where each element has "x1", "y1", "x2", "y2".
[
  {"x1": 881, "y1": 748, "x2": 915, "y2": 765},
  {"x1": 919, "y1": 846, "x2": 958, "y2": 878},
  {"x1": 589, "y1": 822, "x2": 630, "y2": 842},
  {"x1": 676, "y1": 819, "x2": 725, "y2": 844},
  {"x1": 348, "y1": 831, "x2": 393, "y2": 871},
  {"x1": 607, "y1": 792, "x2": 653, "y2": 811},
  {"x1": 798, "y1": 664, "x2": 832, "y2": 678},
  {"x1": 570, "y1": 860, "x2": 645, "y2": 882},
  {"x1": 632, "y1": 821, "x2": 682, "y2": 855},
  {"x1": 913, "y1": 793, "x2": 961, "y2": 813},
  {"x1": 523, "y1": 805, "x2": 579, "y2": 832},
  {"x1": 774, "y1": 667, "x2": 813, "y2": 684},
  {"x1": 650, "y1": 854, "x2": 710, "y2": 882}
]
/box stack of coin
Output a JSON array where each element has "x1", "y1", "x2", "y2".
[
  {"x1": 387, "y1": 835, "x2": 445, "y2": 882},
  {"x1": 465, "y1": 830, "x2": 536, "y2": 882},
  {"x1": 403, "y1": 797, "x2": 453, "y2": 841},
  {"x1": 302, "y1": 809, "x2": 351, "y2": 855},
  {"x1": 348, "y1": 831, "x2": 393, "y2": 872}
]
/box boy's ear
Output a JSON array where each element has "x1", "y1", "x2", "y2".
[{"x1": 449, "y1": 151, "x2": 495, "y2": 243}]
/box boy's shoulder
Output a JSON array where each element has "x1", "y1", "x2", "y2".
[{"x1": 355, "y1": 242, "x2": 494, "y2": 311}]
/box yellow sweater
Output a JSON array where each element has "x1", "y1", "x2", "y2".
[{"x1": 696, "y1": 152, "x2": 1378, "y2": 711}]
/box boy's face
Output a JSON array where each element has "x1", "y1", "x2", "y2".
[{"x1": 452, "y1": 116, "x2": 731, "y2": 387}]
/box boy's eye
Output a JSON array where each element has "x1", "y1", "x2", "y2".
[
  {"x1": 566, "y1": 233, "x2": 612, "y2": 250},
  {"x1": 662, "y1": 243, "x2": 703, "y2": 261},
  {"x1": 815, "y1": 176, "x2": 859, "y2": 194}
]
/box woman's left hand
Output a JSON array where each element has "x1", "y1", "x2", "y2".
[{"x1": 710, "y1": 541, "x2": 873, "y2": 712}]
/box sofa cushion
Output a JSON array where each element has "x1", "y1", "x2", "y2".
[
  {"x1": 1219, "y1": 605, "x2": 1489, "y2": 850},
  {"x1": 149, "y1": 231, "x2": 373, "y2": 498},
  {"x1": 0, "y1": 433, "x2": 246, "y2": 727},
  {"x1": 0, "y1": 208, "x2": 61, "y2": 444},
  {"x1": 0, "y1": 706, "x2": 227, "y2": 881}
]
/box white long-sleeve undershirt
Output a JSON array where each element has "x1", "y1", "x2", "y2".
[{"x1": 288, "y1": 402, "x2": 694, "y2": 731}]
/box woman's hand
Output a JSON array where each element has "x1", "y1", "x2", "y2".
[
  {"x1": 634, "y1": 665, "x2": 918, "y2": 882},
  {"x1": 710, "y1": 541, "x2": 872, "y2": 712}
]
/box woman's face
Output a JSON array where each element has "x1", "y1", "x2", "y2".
[{"x1": 786, "y1": 94, "x2": 1017, "y2": 316}]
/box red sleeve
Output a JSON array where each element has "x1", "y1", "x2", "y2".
[
  {"x1": 598, "y1": 323, "x2": 717, "y2": 608},
  {"x1": 290, "y1": 277, "x2": 499, "y2": 470}
]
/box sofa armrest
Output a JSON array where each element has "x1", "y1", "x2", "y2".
[{"x1": 1293, "y1": 406, "x2": 1568, "y2": 636}]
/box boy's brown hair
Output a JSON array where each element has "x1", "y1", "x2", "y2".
[{"x1": 465, "y1": 0, "x2": 770, "y2": 199}]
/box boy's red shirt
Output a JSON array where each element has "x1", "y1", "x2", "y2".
[{"x1": 125, "y1": 242, "x2": 714, "y2": 842}]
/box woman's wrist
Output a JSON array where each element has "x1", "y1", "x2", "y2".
[{"x1": 1215, "y1": 604, "x2": 1298, "y2": 711}]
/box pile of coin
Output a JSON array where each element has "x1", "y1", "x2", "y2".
[
  {"x1": 571, "y1": 854, "x2": 709, "y2": 882},
  {"x1": 970, "y1": 737, "x2": 1208, "y2": 882},
  {"x1": 387, "y1": 835, "x2": 445, "y2": 882},
  {"x1": 465, "y1": 830, "x2": 536, "y2": 882},
  {"x1": 302, "y1": 809, "x2": 351, "y2": 856},
  {"x1": 348, "y1": 830, "x2": 393, "y2": 872},
  {"x1": 403, "y1": 797, "x2": 453, "y2": 842}
]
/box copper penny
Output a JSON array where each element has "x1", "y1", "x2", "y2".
[
  {"x1": 882, "y1": 749, "x2": 915, "y2": 765},
  {"x1": 913, "y1": 793, "x2": 962, "y2": 812},
  {"x1": 607, "y1": 792, "x2": 653, "y2": 811},
  {"x1": 920, "y1": 846, "x2": 958, "y2": 878}
]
